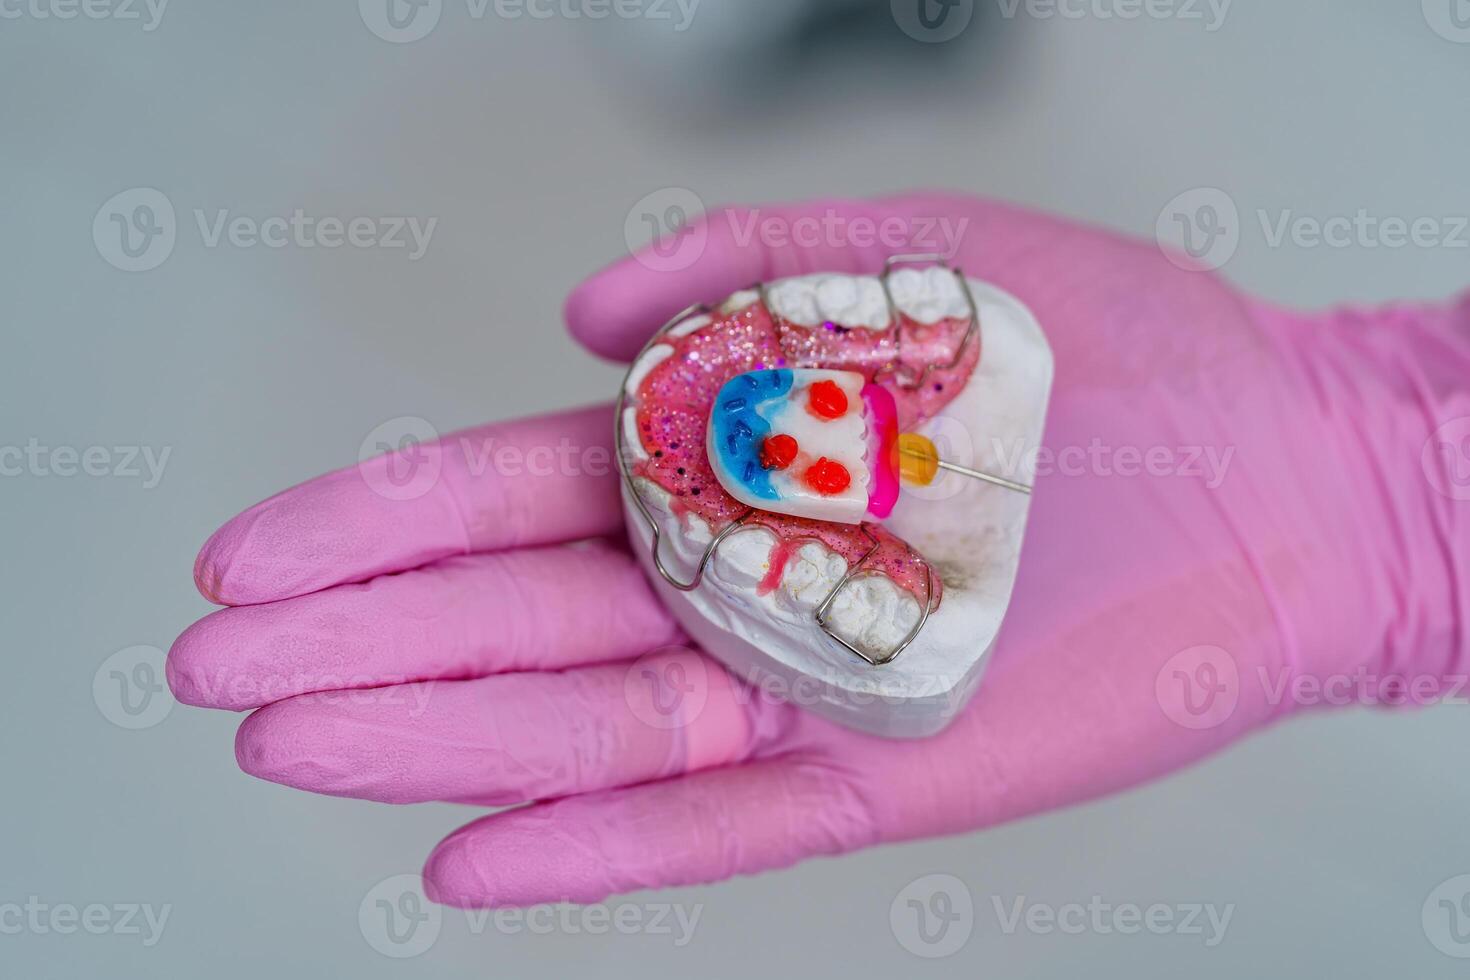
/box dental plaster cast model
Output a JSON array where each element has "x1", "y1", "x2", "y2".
[{"x1": 617, "y1": 261, "x2": 1053, "y2": 737}]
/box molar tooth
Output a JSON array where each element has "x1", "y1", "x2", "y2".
[
  {"x1": 815, "y1": 276, "x2": 859, "y2": 322},
  {"x1": 668, "y1": 313, "x2": 712, "y2": 338},
  {"x1": 824, "y1": 574, "x2": 922, "y2": 658},
  {"x1": 868, "y1": 592, "x2": 922, "y2": 654},
  {"x1": 768, "y1": 280, "x2": 821, "y2": 325},
  {"x1": 775, "y1": 543, "x2": 846, "y2": 612},
  {"x1": 769, "y1": 275, "x2": 891, "y2": 330},
  {"x1": 887, "y1": 266, "x2": 967, "y2": 323},
  {"x1": 824, "y1": 574, "x2": 880, "y2": 649},
  {"x1": 710, "y1": 528, "x2": 778, "y2": 589}
]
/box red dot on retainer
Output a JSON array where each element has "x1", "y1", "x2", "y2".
[
  {"x1": 804, "y1": 457, "x2": 851, "y2": 495},
  {"x1": 760, "y1": 433, "x2": 799, "y2": 470},
  {"x1": 807, "y1": 380, "x2": 849, "y2": 420}
]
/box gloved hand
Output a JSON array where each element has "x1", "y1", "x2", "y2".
[{"x1": 168, "y1": 193, "x2": 1470, "y2": 908}]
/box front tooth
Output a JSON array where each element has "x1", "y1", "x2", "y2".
[
  {"x1": 668, "y1": 313, "x2": 712, "y2": 338},
  {"x1": 624, "y1": 343, "x2": 674, "y2": 398},
  {"x1": 719, "y1": 288, "x2": 760, "y2": 315}
]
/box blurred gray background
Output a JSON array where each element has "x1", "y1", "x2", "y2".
[{"x1": 3, "y1": 0, "x2": 1469, "y2": 976}]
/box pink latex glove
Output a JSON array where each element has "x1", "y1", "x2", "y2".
[{"x1": 168, "y1": 193, "x2": 1470, "y2": 908}]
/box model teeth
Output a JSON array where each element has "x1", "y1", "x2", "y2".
[
  {"x1": 627, "y1": 475, "x2": 921, "y2": 661},
  {"x1": 618, "y1": 268, "x2": 1052, "y2": 737},
  {"x1": 618, "y1": 270, "x2": 962, "y2": 660},
  {"x1": 764, "y1": 267, "x2": 973, "y2": 329}
]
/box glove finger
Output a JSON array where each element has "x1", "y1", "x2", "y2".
[
  {"x1": 194, "y1": 403, "x2": 621, "y2": 606},
  {"x1": 168, "y1": 541, "x2": 677, "y2": 710},
  {"x1": 421, "y1": 754, "x2": 878, "y2": 908},
  {"x1": 565, "y1": 197, "x2": 908, "y2": 362},
  {"x1": 231, "y1": 648, "x2": 768, "y2": 806}
]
